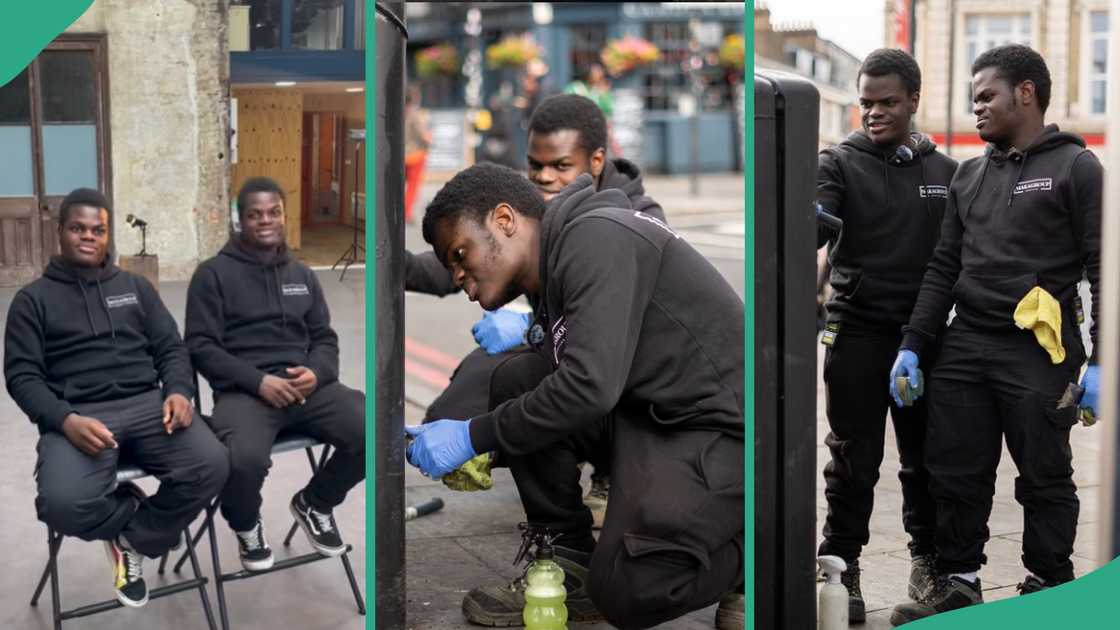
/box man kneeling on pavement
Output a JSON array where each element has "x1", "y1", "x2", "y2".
[
  {"x1": 4, "y1": 188, "x2": 229, "y2": 608},
  {"x1": 406, "y1": 163, "x2": 745, "y2": 629}
]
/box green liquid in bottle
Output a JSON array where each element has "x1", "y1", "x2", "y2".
[{"x1": 523, "y1": 559, "x2": 568, "y2": 630}]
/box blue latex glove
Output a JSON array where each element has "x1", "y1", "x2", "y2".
[
  {"x1": 889, "y1": 350, "x2": 921, "y2": 407},
  {"x1": 472, "y1": 309, "x2": 531, "y2": 355},
  {"x1": 405, "y1": 420, "x2": 477, "y2": 479},
  {"x1": 1080, "y1": 365, "x2": 1100, "y2": 418}
]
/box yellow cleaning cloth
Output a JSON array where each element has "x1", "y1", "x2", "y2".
[
  {"x1": 441, "y1": 452, "x2": 493, "y2": 492},
  {"x1": 1013, "y1": 286, "x2": 1065, "y2": 364}
]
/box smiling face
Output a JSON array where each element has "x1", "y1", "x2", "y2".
[
  {"x1": 527, "y1": 129, "x2": 605, "y2": 203},
  {"x1": 859, "y1": 72, "x2": 918, "y2": 148},
  {"x1": 240, "y1": 191, "x2": 286, "y2": 250},
  {"x1": 430, "y1": 206, "x2": 535, "y2": 311},
  {"x1": 971, "y1": 66, "x2": 1031, "y2": 147},
  {"x1": 59, "y1": 205, "x2": 110, "y2": 268}
]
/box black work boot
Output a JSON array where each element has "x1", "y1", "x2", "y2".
[
  {"x1": 908, "y1": 554, "x2": 938, "y2": 600},
  {"x1": 841, "y1": 560, "x2": 866, "y2": 623},
  {"x1": 461, "y1": 545, "x2": 603, "y2": 627},
  {"x1": 890, "y1": 575, "x2": 983, "y2": 626}
]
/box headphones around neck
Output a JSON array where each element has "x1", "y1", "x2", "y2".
[{"x1": 889, "y1": 144, "x2": 915, "y2": 165}]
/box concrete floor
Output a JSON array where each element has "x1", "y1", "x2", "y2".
[
  {"x1": 295, "y1": 223, "x2": 366, "y2": 269},
  {"x1": 0, "y1": 270, "x2": 366, "y2": 630}
]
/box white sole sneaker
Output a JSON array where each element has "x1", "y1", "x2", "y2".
[{"x1": 289, "y1": 501, "x2": 347, "y2": 557}]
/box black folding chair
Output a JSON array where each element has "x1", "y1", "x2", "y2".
[
  {"x1": 31, "y1": 465, "x2": 218, "y2": 630},
  {"x1": 163, "y1": 376, "x2": 365, "y2": 627}
]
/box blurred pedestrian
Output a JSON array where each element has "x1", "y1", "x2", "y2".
[{"x1": 404, "y1": 83, "x2": 432, "y2": 223}]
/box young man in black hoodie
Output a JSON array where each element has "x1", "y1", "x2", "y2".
[
  {"x1": 406, "y1": 163, "x2": 744, "y2": 629},
  {"x1": 815, "y1": 49, "x2": 958, "y2": 621},
  {"x1": 409, "y1": 94, "x2": 663, "y2": 527},
  {"x1": 185, "y1": 177, "x2": 365, "y2": 571},
  {"x1": 4, "y1": 188, "x2": 230, "y2": 608},
  {"x1": 888, "y1": 45, "x2": 1102, "y2": 625}
]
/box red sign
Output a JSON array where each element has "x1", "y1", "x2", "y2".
[{"x1": 893, "y1": 0, "x2": 911, "y2": 51}]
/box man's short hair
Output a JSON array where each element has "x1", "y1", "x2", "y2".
[
  {"x1": 237, "y1": 177, "x2": 286, "y2": 212},
  {"x1": 528, "y1": 94, "x2": 608, "y2": 158},
  {"x1": 858, "y1": 48, "x2": 922, "y2": 95},
  {"x1": 422, "y1": 163, "x2": 547, "y2": 246},
  {"x1": 971, "y1": 44, "x2": 1052, "y2": 114},
  {"x1": 59, "y1": 188, "x2": 111, "y2": 225}
]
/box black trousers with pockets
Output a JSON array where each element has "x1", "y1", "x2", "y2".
[
  {"x1": 925, "y1": 321, "x2": 1081, "y2": 583},
  {"x1": 207, "y1": 381, "x2": 365, "y2": 532},
  {"x1": 818, "y1": 327, "x2": 938, "y2": 564},
  {"x1": 35, "y1": 389, "x2": 230, "y2": 558},
  {"x1": 490, "y1": 349, "x2": 744, "y2": 629}
]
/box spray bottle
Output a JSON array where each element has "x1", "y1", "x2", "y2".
[
  {"x1": 818, "y1": 555, "x2": 848, "y2": 630},
  {"x1": 516, "y1": 524, "x2": 568, "y2": 630}
]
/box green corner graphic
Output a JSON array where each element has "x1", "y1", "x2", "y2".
[{"x1": 0, "y1": 2, "x2": 93, "y2": 86}]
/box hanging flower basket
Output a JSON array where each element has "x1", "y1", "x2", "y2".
[
  {"x1": 719, "y1": 33, "x2": 745, "y2": 72},
  {"x1": 415, "y1": 43, "x2": 461, "y2": 79},
  {"x1": 600, "y1": 36, "x2": 661, "y2": 77},
  {"x1": 485, "y1": 34, "x2": 542, "y2": 70}
]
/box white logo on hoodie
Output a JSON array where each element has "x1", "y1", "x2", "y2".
[
  {"x1": 282, "y1": 284, "x2": 310, "y2": 296},
  {"x1": 105, "y1": 293, "x2": 139, "y2": 309},
  {"x1": 1013, "y1": 178, "x2": 1053, "y2": 195}
]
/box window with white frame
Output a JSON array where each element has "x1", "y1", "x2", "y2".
[
  {"x1": 1086, "y1": 10, "x2": 1109, "y2": 115},
  {"x1": 962, "y1": 14, "x2": 1033, "y2": 113}
]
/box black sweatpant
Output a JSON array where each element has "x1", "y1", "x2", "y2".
[
  {"x1": 926, "y1": 321, "x2": 1082, "y2": 583},
  {"x1": 207, "y1": 381, "x2": 365, "y2": 532},
  {"x1": 818, "y1": 327, "x2": 937, "y2": 563},
  {"x1": 491, "y1": 350, "x2": 744, "y2": 629},
  {"x1": 34, "y1": 389, "x2": 230, "y2": 558}
]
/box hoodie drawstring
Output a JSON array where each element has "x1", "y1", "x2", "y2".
[
  {"x1": 95, "y1": 277, "x2": 116, "y2": 340},
  {"x1": 1007, "y1": 151, "x2": 1028, "y2": 208},
  {"x1": 77, "y1": 281, "x2": 98, "y2": 336},
  {"x1": 962, "y1": 157, "x2": 993, "y2": 221},
  {"x1": 274, "y1": 265, "x2": 286, "y2": 328}
]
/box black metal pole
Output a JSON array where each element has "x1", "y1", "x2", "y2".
[{"x1": 375, "y1": 1, "x2": 407, "y2": 628}]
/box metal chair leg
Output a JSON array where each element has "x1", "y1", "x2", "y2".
[
  {"x1": 206, "y1": 505, "x2": 231, "y2": 630},
  {"x1": 31, "y1": 532, "x2": 61, "y2": 606},
  {"x1": 176, "y1": 500, "x2": 216, "y2": 573},
  {"x1": 47, "y1": 530, "x2": 63, "y2": 630},
  {"x1": 183, "y1": 525, "x2": 219, "y2": 630}
]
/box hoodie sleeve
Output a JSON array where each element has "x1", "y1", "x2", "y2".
[
  {"x1": 1070, "y1": 150, "x2": 1103, "y2": 363},
  {"x1": 817, "y1": 148, "x2": 845, "y2": 249},
  {"x1": 304, "y1": 271, "x2": 340, "y2": 386},
  {"x1": 900, "y1": 184, "x2": 964, "y2": 356},
  {"x1": 135, "y1": 276, "x2": 195, "y2": 401},
  {"x1": 4, "y1": 291, "x2": 74, "y2": 432},
  {"x1": 468, "y1": 218, "x2": 657, "y2": 456},
  {"x1": 185, "y1": 265, "x2": 267, "y2": 395},
  {"x1": 405, "y1": 249, "x2": 460, "y2": 296}
]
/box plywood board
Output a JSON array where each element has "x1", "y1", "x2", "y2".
[{"x1": 231, "y1": 89, "x2": 303, "y2": 250}]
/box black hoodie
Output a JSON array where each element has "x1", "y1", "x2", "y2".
[
  {"x1": 901, "y1": 125, "x2": 1103, "y2": 361},
  {"x1": 467, "y1": 174, "x2": 744, "y2": 456},
  {"x1": 405, "y1": 157, "x2": 666, "y2": 296},
  {"x1": 4, "y1": 257, "x2": 194, "y2": 432},
  {"x1": 185, "y1": 239, "x2": 340, "y2": 395},
  {"x1": 818, "y1": 131, "x2": 958, "y2": 330}
]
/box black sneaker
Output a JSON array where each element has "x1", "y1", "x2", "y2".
[
  {"x1": 890, "y1": 575, "x2": 983, "y2": 626},
  {"x1": 908, "y1": 554, "x2": 938, "y2": 600},
  {"x1": 235, "y1": 520, "x2": 274, "y2": 571},
  {"x1": 584, "y1": 475, "x2": 609, "y2": 530},
  {"x1": 1017, "y1": 575, "x2": 1049, "y2": 595},
  {"x1": 462, "y1": 546, "x2": 604, "y2": 626},
  {"x1": 841, "y1": 560, "x2": 866, "y2": 623},
  {"x1": 290, "y1": 491, "x2": 346, "y2": 556},
  {"x1": 105, "y1": 535, "x2": 148, "y2": 608}
]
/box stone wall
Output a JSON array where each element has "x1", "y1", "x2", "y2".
[{"x1": 67, "y1": 0, "x2": 230, "y2": 280}]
